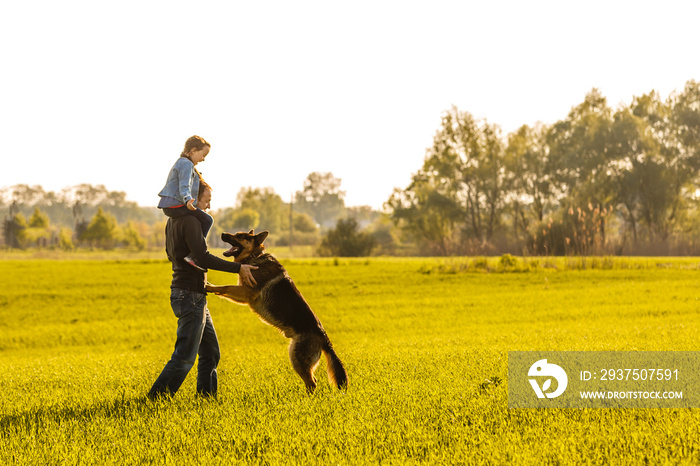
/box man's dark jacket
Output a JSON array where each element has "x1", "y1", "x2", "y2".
[{"x1": 165, "y1": 215, "x2": 241, "y2": 293}]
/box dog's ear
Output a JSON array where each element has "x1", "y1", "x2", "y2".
[
  {"x1": 248, "y1": 229, "x2": 255, "y2": 235},
  {"x1": 255, "y1": 231, "x2": 269, "y2": 245}
]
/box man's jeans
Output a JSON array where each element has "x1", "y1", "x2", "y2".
[{"x1": 149, "y1": 288, "x2": 220, "y2": 398}]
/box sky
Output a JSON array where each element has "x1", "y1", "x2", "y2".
[{"x1": 2, "y1": 0, "x2": 699, "y2": 211}]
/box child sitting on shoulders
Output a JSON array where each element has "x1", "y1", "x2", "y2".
[{"x1": 158, "y1": 135, "x2": 214, "y2": 271}]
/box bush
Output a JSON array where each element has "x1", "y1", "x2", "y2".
[
  {"x1": 58, "y1": 228, "x2": 75, "y2": 251},
  {"x1": 122, "y1": 222, "x2": 146, "y2": 250},
  {"x1": 318, "y1": 218, "x2": 376, "y2": 257},
  {"x1": 499, "y1": 253, "x2": 518, "y2": 268}
]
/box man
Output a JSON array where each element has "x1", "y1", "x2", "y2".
[{"x1": 148, "y1": 181, "x2": 257, "y2": 399}]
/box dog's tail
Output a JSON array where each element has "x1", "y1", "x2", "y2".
[{"x1": 322, "y1": 337, "x2": 348, "y2": 390}]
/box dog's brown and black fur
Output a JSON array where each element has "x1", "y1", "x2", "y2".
[{"x1": 205, "y1": 230, "x2": 348, "y2": 393}]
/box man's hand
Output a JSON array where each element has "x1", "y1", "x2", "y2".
[{"x1": 238, "y1": 264, "x2": 258, "y2": 287}]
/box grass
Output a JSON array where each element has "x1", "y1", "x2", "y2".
[
  {"x1": 0, "y1": 254, "x2": 699, "y2": 464},
  {"x1": 0, "y1": 245, "x2": 314, "y2": 261}
]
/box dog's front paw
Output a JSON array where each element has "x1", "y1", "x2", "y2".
[{"x1": 205, "y1": 282, "x2": 217, "y2": 293}]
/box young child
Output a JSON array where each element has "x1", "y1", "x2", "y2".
[{"x1": 158, "y1": 135, "x2": 214, "y2": 271}]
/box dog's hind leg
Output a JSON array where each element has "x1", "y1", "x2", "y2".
[{"x1": 288, "y1": 336, "x2": 322, "y2": 394}]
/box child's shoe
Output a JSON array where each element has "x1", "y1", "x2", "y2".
[{"x1": 184, "y1": 254, "x2": 207, "y2": 272}]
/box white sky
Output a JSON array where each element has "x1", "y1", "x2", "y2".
[{"x1": 2, "y1": 1, "x2": 699, "y2": 210}]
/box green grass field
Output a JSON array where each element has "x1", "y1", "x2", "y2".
[{"x1": 1, "y1": 254, "x2": 699, "y2": 464}]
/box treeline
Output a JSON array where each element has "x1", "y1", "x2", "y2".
[
  {"x1": 0, "y1": 175, "x2": 387, "y2": 255},
  {"x1": 387, "y1": 80, "x2": 700, "y2": 256},
  {"x1": 207, "y1": 172, "x2": 388, "y2": 255},
  {"x1": 5, "y1": 81, "x2": 700, "y2": 256},
  {"x1": 1, "y1": 184, "x2": 163, "y2": 250}
]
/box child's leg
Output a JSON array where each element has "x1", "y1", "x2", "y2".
[
  {"x1": 192, "y1": 209, "x2": 214, "y2": 239},
  {"x1": 162, "y1": 206, "x2": 189, "y2": 218},
  {"x1": 163, "y1": 207, "x2": 211, "y2": 238}
]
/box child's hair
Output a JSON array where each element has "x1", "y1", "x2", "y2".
[{"x1": 181, "y1": 135, "x2": 211, "y2": 158}]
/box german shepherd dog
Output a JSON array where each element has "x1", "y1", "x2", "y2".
[{"x1": 205, "y1": 230, "x2": 348, "y2": 393}]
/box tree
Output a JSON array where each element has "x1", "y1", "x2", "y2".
[
  {"x1": 81, "y1": 207, "x2": 117, "y2": 248},
  {"x1": 607, "y1": 99, "x2": 663, "y2": 244},
  {"x1": 236, "y1": 187, "x2": 285, "y2": 233},
  {"x1": 10, "y1": 185, "x2": 46, "y2": 206},
  {"x1": 547, "y1": 90, "x2": 613, "y2": 197},
  {"x1": 25, "y1": 207, "x2": 52, "y2": 247},
  {"x1": 387, "y1": 106, "x2": 506, "y2": 254},
  {"x1": 547, "y1": 89, "x2": 617, "y2": 247},
  {"x1": 291, "y1": 212, "x2": 318, "y2": 233},
  {"x1": 274, "y1": 211, "x2": 319, "y2": 247},
  {"x1": 504, "y1": 123, "x2": 554, "y2": 240},
  {"x1": 386, "y1": 175, "x2": 462, "y2": 255},
  {"x1": 73, "y1": 184, "x2": 110, "y2": 206},
  {"x1": 219, "y1": 208, "x2": 260, "y2": 232},
  {"x1": 610, "y1": 89, "x2": 700, "y2": 245},
  {"x1": 346, "y1": 205, "x2": 380, "y2": 228},
  {"x1": 295, "y1": 172, "x2": 346, "y2": 228},
  {"x1": 122, "y1": 221, "x2": 146, "y2": 250},
  {"x1": 425, "y1": 106, "x2": 507, "y2": 242},
  {"x1": 28, "y1": 207, "x2": 50, "y2": 228},
  {"x1": 366, "y1": 214, "x2": 402, "y2": 255},
  {"x1": 318, "y1": 218, "x2": 375, "y2": 257},
  {"x1": 671, "y1": 80, "x2": 700, "y2": 164},
  {"x1": 3, "y1": 212, "x2": 28, "y2": 248}
]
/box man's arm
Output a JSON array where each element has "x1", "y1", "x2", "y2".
[{"x1": 182, "y1": 217, "x2": 240, "y2": 273}]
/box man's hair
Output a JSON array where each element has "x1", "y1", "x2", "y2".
[{"x1": 198, "y1": 176, "x2": 212, "y2": 200}]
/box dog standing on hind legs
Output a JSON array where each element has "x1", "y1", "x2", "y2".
[{"x1": 205, "y1": 230, "x2": 348, "y2": 393}]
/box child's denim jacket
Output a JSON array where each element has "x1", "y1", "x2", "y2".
[{"x1": 157, "y1": 157, "x2": 201, "y2": 208}]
